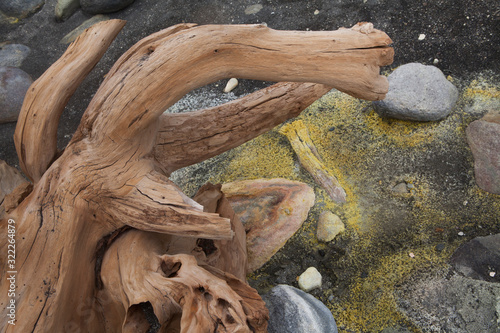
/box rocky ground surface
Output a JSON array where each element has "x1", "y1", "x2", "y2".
[{"x1": 1, "y1": 0, "x2": 499, "y2": 332}]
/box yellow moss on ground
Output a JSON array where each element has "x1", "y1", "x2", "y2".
[
  {"x1": 213, "y1": 131, "x2": 299, "y2": 184},
  {"x1": 463, "y1": 79, "x2": 500, "y2": 100}
]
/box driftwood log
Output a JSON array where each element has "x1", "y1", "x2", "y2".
[{"x1": 0, "y1": 20, "x2": 393, "y2": 332}]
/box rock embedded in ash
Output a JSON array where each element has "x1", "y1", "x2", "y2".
[
  {"x1": 0, "y1": 44, "x2": 31, "y2": 67},
  {"x1": 0, "y1": 66, "x2": 33, "y2": 124},
  {"x1": 397, "y1": 272, "x2": 500, "y2": 332},
  {"x1": 373, "y1": 63, "x2": 458, "y2": 121},
  {"x1": 298, "y1": 266, "x2": 322, "y2": 292},
  {"x1": 221, "y1": 178, "x2": 315, "y2": 272},
  {"x1": 0, "y1": 0, "x2": 44, "y2": 19},
  {"x1": 449, "y1": 233, "x2": 500, "y2": 283},
  {"x1": 80, "y1": 0, "x2": 135, "y2": 14},
  {"x1": 55, "y1": 0, "x2": 80, "y2": 21},
  {"x1": 466, "y1": 109, "x2": 500, "y2": 194},
  {"x1": 262, "y1": 284, "x2": 338, "y2": 333},
  {"x1": 316, "y1": 211, "x2": 345, "y2": 242},
  {"x1": 244, "y1": 4, "x2": 263, "y2": 15}
]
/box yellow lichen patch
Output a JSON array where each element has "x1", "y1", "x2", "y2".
[
  {"x1": 213, "y1": 131, "x2": 298, "y2": 184},
  {"x1": 280, "y1": 119, "x2": 346, "y2": 203},
  {"x1": 362, "y1": 110, "x2": 440, "y2": 147},
  {"x1": 332, "y1": 246, "x2": 454, "y2": 333},
  {"x1": 463, "y1": 79, "x2": 500, "y2": 101}
]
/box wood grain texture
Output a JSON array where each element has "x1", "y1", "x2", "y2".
[
  {"x1": 1, "y1": 21, "x2": 392, "y2": 332},
  {"x1": 14, "y1": 19, "x2": 126, "y2": 183},
  {"x1": 280, "y1": 120, "x2": 347, "y2": 203}
]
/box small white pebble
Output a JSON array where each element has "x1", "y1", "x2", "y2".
[
  {"x1": 223, "y1": 78, "x2": 238, "y2": 93},
  {"x1": 490, "y1": 272, "x2": 496, "y2": 277},
  {"x1": 433, "y1": 58, "x2": 439, "y2": 64},
  {"x1": 409, "y1": 252, "x2": 415, "y2": 258},
  {"x1": 463, "y1": 200, "x2": 468, "y2": 206},
  {"x1": 418, "y1": 34, "x2": 426, "y2": 40},
  {"x1": 298, "y1": 267, "x2": 322, "y2": 292},
  {"x1": 314, "y1": 9, "x2": 320, "y2": 15},
  {"x1": 458, "y1": 231, "x2": 465, "y2": 236}
]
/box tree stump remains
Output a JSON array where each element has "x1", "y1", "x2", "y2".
[{"x1": 1, "y1": 20, "x2": 393, "y2": 332}]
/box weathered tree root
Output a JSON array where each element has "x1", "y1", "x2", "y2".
[{"x1": 1, "y1": 20, "x2": 392, "y2": 332}]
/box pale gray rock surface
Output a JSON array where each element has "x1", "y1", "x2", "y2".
[
  {"x1": 55, "y1": 0, "x2": 80, "y2": 21},
  {"x1": 0, "y1": 66, "x2": 33, "y2": 124},
  {"x1": 0, "y1": 44, "x2": 31, "y2": 67},
  {"x1": 373, "y1": 63, "x2": 459, "y2": 121},
  {"x1": 0, "y1": 0, "x2": 45, "y2": 18},
  {"x1": 262, "y1": 284, "x2": 338, "y2": 333},
  {"x1": 397, "y1": 271, "x2": 500, "y2": 333}
]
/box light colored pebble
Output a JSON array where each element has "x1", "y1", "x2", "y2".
[
  {"x1": 245, "y1": 4, "x2": 263, "y2": 15},
  {"x1": 409, "y1": 252, "x2": 415, "y2": 258},
  {"x1": 490, "y1": 272, "x2": 496, "y2": 277},
  {"x1": 418, "y1": 34, "x2": 426, "y2": 40},
  {"x1": 316, "y1": 211, "x2": 344, "y2": 242},
  {"x1": 314, "y1": 9, "x2": 319, "y2": 15},
  {"x1": 223, "y1": 78, "x2": 238, "y2": 93},
  {"x1": 458, "y1": 231, "x2": 465, "y2": 236},
  {"x1": 298, "y1": 267, "x2": 322, "y2": 292}
]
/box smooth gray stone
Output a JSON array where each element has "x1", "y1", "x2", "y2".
[
  {"x1": 262, "y1": 284, "x2": 338, "y2": 333},
  {"x1": 80, "y1": 0, "x2": 135, "y2": 14},
  {"x1": 0, "y1": 0, "x2": 45, "y2": 18},
  {"x1": 55, "y1": 0, "x2": 80, "y2": 21},
  {"x1": 0, "y1": 66, "x2": 33, "y2": 124},
  {"x1": 373, "y1": 63, "x2": 458, "y2": 121},
  {"x1": 0, "y1": 44, "x2": 30, "y2": 67},
  {"x1": 450, "y1": 233, "x2": 500, "y2": 282}
]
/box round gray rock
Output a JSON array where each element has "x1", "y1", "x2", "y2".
[
  {"x1": 80, "y1": 0, "x2": 135, "y2": 14},
  {"x1": 373, "y1": 63, "x2": 458, "y2": 121},
  {"x1": 0, "y1": 66, "x2": 33, "y2": 124},
  {"x1": 0, "y1": 0, "x2": 44, "y2": 18},
  {"x1": 0, "y1": 44, "x2": 31, "y2": 67},
  {"x1": 262, "y1": 284, "x2": 338, "y2": 333}
]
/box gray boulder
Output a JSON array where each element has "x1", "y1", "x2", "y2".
[
  {"x1": 466, "y1": 110, "x2": 500, "y2": 194},
  {"x1": 262, "y1": 284, "x2": 338, "y2": 333},
  {"x1": 0, "y1": 0, "x2": 44, "y2": 18},
  {"x1": 0, "y1": 44, "x2": 31, "y2": 67},
  {"x1": 0, "y1": 66, "x2": 33, "y2": 124},
  {"x1": 55, "y1": 0, "x2": 80, "y2": 21},
  {"x1": 397, "y1": 271, "x2": 500, "y2": 333},
  {"x1": 373, "y1": 63, "x2": 458, "y2": 121}
]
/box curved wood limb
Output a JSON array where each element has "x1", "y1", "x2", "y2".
[{"x1": 14, "y1": 19, "x2": 126, "y2": 183}]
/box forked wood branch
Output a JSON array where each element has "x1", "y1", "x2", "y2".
[{"x1": 1, "y1": 20, "x2": 393, "y2": 332}]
